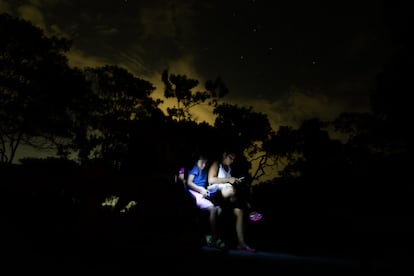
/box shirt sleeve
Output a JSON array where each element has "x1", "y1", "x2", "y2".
[{"x1": 188, "y1": 165, "x2": 199, "y2": 176}]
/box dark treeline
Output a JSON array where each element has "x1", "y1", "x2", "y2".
[{"x1": 1, "y1": 9, "x2": 412, "y2": 272}]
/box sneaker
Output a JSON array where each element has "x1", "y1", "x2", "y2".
[
  {"x1": 206, "y1": 235, "x2": 227, "y2": 250},
  {"x1": 205, "y1": 235, "x2": 213, "y2": 246}
]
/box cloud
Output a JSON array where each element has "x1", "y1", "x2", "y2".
[
  {"x1": 17, "y1": 4, "x2": 47, "y2": 30},
  {"x1": 0, "y1": 1, "x2": 12, "y2": 13},
  {"x1": 94, "y1": 25, "x2": 119, "y2": 35},
  {"x1": 227, "y1": 86, "x2": 366, "y2": 132},
  {"x1": 8, "y1": 1, "x2": 69, "y2": 39},
  {"x1": 2, "y1": 0, "x2": 377, "y2": 134},
  {"x1": 139, "y1": 55, "x2": 217, "y2": 124},
  {"x1": 139, "y1": 0, "x2": 197, "y2": 40},
  {"x1": 66, "y1": 48, "x2": 112, "y2": 69}
]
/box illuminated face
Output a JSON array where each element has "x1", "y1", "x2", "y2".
[
  {"x1": 223, "y1": 153, "x2": 235, "y2": 165},
  {"x1": 197, "y1": 159, "x2": 208, "y2": 169}
]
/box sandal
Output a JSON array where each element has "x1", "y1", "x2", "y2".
[{"x1": 237, "y1": 245, "x2": 256, "y2": 253}]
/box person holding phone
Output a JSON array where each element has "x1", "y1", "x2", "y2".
[{"x1": 207, "y1": 150, "x2": 255, "y2": 252}]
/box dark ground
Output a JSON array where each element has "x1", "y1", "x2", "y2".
[
  {"x1": 2, "y1": 177, "x2": 412, "y2": 275},
  {"x1": 3, "y1": 214, "x2": 412, "y2": 275}
]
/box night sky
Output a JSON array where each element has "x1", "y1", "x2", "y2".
[
  {"x1": 0, "y1": 0, "x2": 395, "y2": 129},
  {"x1": 1, "y1": 2, "x2": 412, "y2": 269}
]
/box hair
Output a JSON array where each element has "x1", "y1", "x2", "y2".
[
  {"x1": 224, "y1": 150, "x2": 236, "y2": 156},
  {"x1": 221, "y1": 149, "x2": 237, "y2": 161},
  {"x1": 198, "y1": 154, "x2": 208, "y2": 161}
]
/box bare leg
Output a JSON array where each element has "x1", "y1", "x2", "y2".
[
  {"x1": 234, "y1": 207, "x2": 255, "y2": 251},
  {"x1": 208, "y1": 206, "x2": 218, "y2": 241},
  {"x1": 221, "y1": 185, "x2": 235, "y2": 198},
  {"x1": 234, "y1": 208, "x2": 246, "y2": 247},
  {"x1": 206, "y1": 206, "x2": 227, "y2": 249}
]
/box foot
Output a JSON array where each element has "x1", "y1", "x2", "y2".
[
  {"x1": 237, "y1": 244, "x2": 256, "y2": 253},
  {"x1": 206, "y1": 235, "x2": 228, "y2": 250}
]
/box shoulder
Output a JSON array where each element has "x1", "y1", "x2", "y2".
[
  {"x1": 209, "y1": 161, "x2": 219, "y2": 168},
  {"x1": 188, "y1": 165, "x2": 199, "y2": 175},
  {"x1": 208, "y1": 161, "x2": 219, "y2": 173}
]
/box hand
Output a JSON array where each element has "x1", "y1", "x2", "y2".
[
  {"x1": 234, "y1": 176, "x2": 245, "y2": 184},
  {"x1": 228, "y1": 177, "x2": 237, "y2": 184},
  {"x1": 201, "y1": 189, "x2": 208, "y2": 197}
]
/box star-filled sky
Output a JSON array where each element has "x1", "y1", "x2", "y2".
[{"x1": 1, "y1": 0, "x2": 395, "y2": 130}]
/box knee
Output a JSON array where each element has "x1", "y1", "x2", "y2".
[
  {"x1": 234, "y1": 208, "x2": 243, "y2": 217},
  {"x1": 215, "y1": 206, "x2": 222, "y2": 215}
]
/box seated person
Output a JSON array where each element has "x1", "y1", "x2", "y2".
[
  {"x1": 207, "y1": 150, "x2": 256, "y2": 252},
  {"x1": 186, "y1": 155, "x2": 227, "y2": 249}
]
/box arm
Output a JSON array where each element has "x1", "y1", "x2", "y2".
[
  {"x1": 187, "y1": 173, "x2": 208, "y2": 196},
  {"x1": 208, "y1": 161, "x2": 236, "y2": 185}
]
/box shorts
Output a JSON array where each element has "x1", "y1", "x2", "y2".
[
  {"x1": 188, "y1": 189, "x2": 214, "y2": 210},
  {"x1": 209, "y1": 187, "x2": 247, "y2": 210}
]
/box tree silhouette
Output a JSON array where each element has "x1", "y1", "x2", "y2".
[
  {"x1": 161, "y1": 69, "x2": 227, "y2": 121},
  {"x1": 213, "y1": 103, "x2": 274, "y2": 180},
  {"x1": 71, "y1": 65, "x2": 165, "y2": 168},
  {"x1": 0, "y1": 13, "x2": 89, "y2": 164}
]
